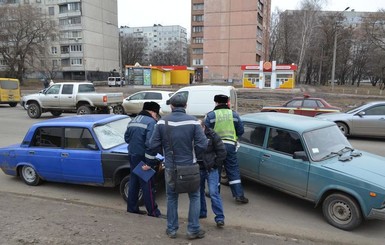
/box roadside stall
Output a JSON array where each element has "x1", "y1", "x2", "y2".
[{"x1": 241, "y1": 61, "x2": 297, "y2": 89}]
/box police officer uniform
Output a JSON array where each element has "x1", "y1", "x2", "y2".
[
  {"x1": 124, "y1": 101, "x2": 162, "y2": 217},
  {"x1": 204, "y1": 94, "x2": 249, "y2": 204}
]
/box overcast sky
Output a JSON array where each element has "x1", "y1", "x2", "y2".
[{"x1": 118, "y1": 0, "x2": 384, "y2": 30}]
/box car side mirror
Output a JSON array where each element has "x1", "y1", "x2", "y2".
[
  {"x1": 293, "y1": 151, "x2": 308, "y2": 161},
  {"x1": 357, "y1": 111, "x2": 365, "y2": 117},
  {"x1": 166, "y1": 99, "x2": 170, "y2": 105}
]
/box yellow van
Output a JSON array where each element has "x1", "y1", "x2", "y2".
[{"x1": 0, "y1": 78, "x2": 21, "y2": 107}]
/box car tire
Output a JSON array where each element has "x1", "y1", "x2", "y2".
[
  {"x1": 119, "y1": 175, "x2": 144, "y2": 206},
  {"x1": 113, "y1": 105, "x2": 125, "y2": 114},
  {"x1": 19, "y1": 165, "x2": 42, "y2": 186},
  {"x1": 77, "y1": 105, "x2": 92, "y2": 115},
  {"x1": 27, "y1": 102, "x2": 42, "y2": 119},
  {"x1": 322, "y1": 193, "x2": 362, "y2": 231},
  {"x1": 336, "y1": 122, "x2": 349, "y2": 136},
  {"x1": 51, "y1": 111, "x2": 62, "y2": 117},
  {"x1": 220, "y1": 168, "x2": 229, "y2": 186},
  {"x1": 9, "y1": 102, "x2": 17, "y2": 107}
]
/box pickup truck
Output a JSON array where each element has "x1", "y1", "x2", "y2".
[{"x1": 21, "y1": 82, "x2": 123, "y2": 119}]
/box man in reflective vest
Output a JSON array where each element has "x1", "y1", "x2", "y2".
[{"x1": 204, "y1": 94, "x2": 249, "y2": 204}]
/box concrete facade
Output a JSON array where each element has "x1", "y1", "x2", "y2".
[
  {"x1": 0, "y1": 0, "x2": 119, "y2": 81},
  {"x1": 120, "y1": 25, "x2": 188, "y2": 64},
  {"x1": 191, "y1": 0, "x2": 271, "y2": 82}
]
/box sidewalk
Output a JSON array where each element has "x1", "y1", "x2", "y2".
[{"x1": 0, "y1": 192, "x2": 324, "y2": 245}]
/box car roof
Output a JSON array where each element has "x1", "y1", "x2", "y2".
[
  {"x1": 177, "y1": 85, "x2": 235, "y2": 91},
  {"x1": 132, "y1": 90, "x2": 173, "y2": 94},
  {"x1": 31, "y1": 114, "x2": 129, "y2": 128},
  {"x1": 241, "y1": 112, "x2": 336, "y2": 134}
]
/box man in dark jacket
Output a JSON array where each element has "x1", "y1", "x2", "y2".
[
  {"x1": 197, "y1": 120, "x2": 227, "y2": 227},
  {"x1": 204, "y1": 94, "x2": 249, "y2": 204},
  {"x1": 124, "y1": 101, "x2": 162, "y2": 217},
  {"x1": 150, "y1": 94, "x2": 208, "y2": 240}
]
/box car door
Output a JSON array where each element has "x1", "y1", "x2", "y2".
[
  {"x1": 237, "y1": 123, "x2": 267, "y2": 180},
  {"x1": 61, "y1": 127, "x2": 104, "y2": 185},
  {"x1": 351, "y1": 104, "x2": 385, "y2": 137},
  {"x1": 61, "y1": 127, "x2": 103, "y2": 184},
  {"x1": 59, "y1": 84, "x2": 76, "y2": 109},
  {"x1": 40, "y1": 84, "x2": 62, "y2": 107},
  {"x1": 302, "y1": 99, "x2": 319, "y2": 117},
  {"x1": 28, "y1": 127, "x2": 64, "y2": 181},
  {"x1": 124, "y1": 92, "x2": 146, "y2": 114},
  {"x1": 258, "y1": 127, "x2": 310, "y2": 196},
  {"x1": 285, "y1": 99, "x2": 303, "y2": 115}
]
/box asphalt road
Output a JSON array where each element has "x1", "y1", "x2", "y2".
[{"x1": 0, "y1": 105, "x2": 385, "y2": 245}]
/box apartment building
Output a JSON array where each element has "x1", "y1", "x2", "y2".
[
  {"x1": 0, "y1": 0, "x2": 119, "y2": 81},
  {"x1": 191, "y1": 0, "x2": 271, "y2": 82},
  {"x1": 120, "y1": 24, "x2": 188, "y2": 64}
]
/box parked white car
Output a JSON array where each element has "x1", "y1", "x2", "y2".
[{"x1": 114, "y1": 90, "x2": 173, "y2": 115}]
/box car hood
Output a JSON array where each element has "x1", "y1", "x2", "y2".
[
  {"x1": 322, "y1": 151, "x2": 385, "y2": 188},
  {"x1": 316, "y1": 112, "x2": 350, "y2": 120}
]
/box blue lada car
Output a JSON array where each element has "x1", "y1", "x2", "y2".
[
  {"x1": 235, "y1": 112, "x2": 385, "y2": 230},
  {"x1": 0, "y1": 114, "x2": 160, "y2": 202}
]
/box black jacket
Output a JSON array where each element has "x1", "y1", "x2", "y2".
[{"x1": 198, "y1": 127, "x2": 227, "y2": 171}]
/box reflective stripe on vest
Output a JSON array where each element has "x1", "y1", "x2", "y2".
[{"x1": 213, "y1": 109, "x2": 237, "y2": 141}]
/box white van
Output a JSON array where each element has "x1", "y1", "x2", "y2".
[
  {"x1": 161, "y1": 85, "x2": 237, "y2": 117},
  {"x1": 108, "y1": 77, "x2": 124, "y2": 87}
]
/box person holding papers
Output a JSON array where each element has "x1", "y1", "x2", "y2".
[{"x1": 124, "y1": 101, "x2": 163, "y2": 217}]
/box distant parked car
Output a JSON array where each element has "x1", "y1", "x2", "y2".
[
  {"x1": 115, "y1": 90, "x2": 173, "y2": 116},
  {"x1": 316, "y1": 101, "x2": 385, "y2": 138},
  {"x1": 108, "y1": 77, "x2": 125, "y2": 87},
  {"x1": 261, "y1": 94, "x2": 341, "y2": 117},
  {"x1": 231, "y1": 112, "x2": 385, "y2": 230}
]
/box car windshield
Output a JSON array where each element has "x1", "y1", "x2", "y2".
[
  {"x1": 303, "y1": 125, "x2": 352, "y2": 162},
  {"x1": 93, "y1": 117, "x2": 131, "y2": 149}
]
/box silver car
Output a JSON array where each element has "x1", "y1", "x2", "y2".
[
  {"x1": 316, "y1": 101, "x2": 385, "y2": 138},
  {"x1": 119, "y1": 90, "x2": 173, "y2": 116}
]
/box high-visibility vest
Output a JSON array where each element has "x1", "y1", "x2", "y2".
[{"x1": 213, "y1": 109, "x2": 237, "y2": 142}]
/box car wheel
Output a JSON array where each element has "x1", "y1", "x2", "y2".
[
  {"x1": 77, "y1": 105, "x2": 92, "y2": 115},
  {"x1": 19, "y1": 165, "x2": 42, "y2": 186},
  {"x1": 9, "y1": 102, "x2": 17, "y2": 107},
  {"x1": 27, "y1": 102, "x2": 42, "y2": 119},
  {"x1": 51, "y1": 111, "x2": 62, "y2": 117},
  {"x1": 220, "y1": 168, "x2": 229, "y2": 186},
  {"x1": 336, "y1": 122, "x2": 349, "y2": 136},
  {"x1": 113, "y1": 105, "x2": 125, "y2": 114},
  {"x1": 119, "y1": 175, "x2": 144, "y2": 206},
  {"x1": 322, "y1": 193, "x2": 362, "y2": 231}
]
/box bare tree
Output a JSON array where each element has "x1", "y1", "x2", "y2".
[
  {"x1": 148, "y1": 40, "x2": 187, "y2": 66},
  {"x1": 120, "y1": 34, "x2": 147, "y2": 66},
  {"x1": 0, "y1": 5, "x2": 56, "y2": 83}
]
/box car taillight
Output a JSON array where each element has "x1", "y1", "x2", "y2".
[{"x1": 103, "y1": 96, "x2": 107, "y2": 102}]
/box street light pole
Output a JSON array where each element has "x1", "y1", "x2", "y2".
[{"x1": 331, "y1": 7, "x2": 349, "y2": 91}]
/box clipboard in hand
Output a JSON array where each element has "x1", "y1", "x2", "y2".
[{"x1": 132, "y1": 161, "x2": 156, "y2": 182}]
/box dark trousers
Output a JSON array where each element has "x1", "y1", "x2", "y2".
[{"x1": 127, "y1": 154, "x2": 161, "y2": 217}]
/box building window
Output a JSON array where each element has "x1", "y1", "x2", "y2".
[
  {"x1": 70, "y1": 44, "x2": 82, "y2": 52},
  {"x1": 193, "y1": 59, "x2": 203, "y2": 65},
  {"x1": 36, "y1": 0, "x2": 41, "y2": 3},
  {"x1": 52, "y1": 59, "x2": 58, "y2": 67},
  {"x1": 193, "y1": 37, "x2": 203, "y2": 44},
  {"x1": 48, "y1": 7, "x2": 54, "y2": 15},
  {"x1": 256, "y1": 41, "x2": 262, "y2": 51},
  {"x1": 192, "y1": 3, "x2": 204, "y2": 10},
  {"x1": 71, "y1": 58, "x2": 82, "y2": 65},
  {"x1": 192, "y1": 26, "x2": 203, "y2": 33},
  {"x1": 192, "y1": 48, "x2": 203, "y2": 54},
  {"x1": 61, "y1": 46, "x2": 69, "y2": 54},
  {"x1": 193, "y1": 15, "x2": 204, "y2": 22},
  {"x1": 51, "y1": 47, "x2": 57, "y2": 54}
]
